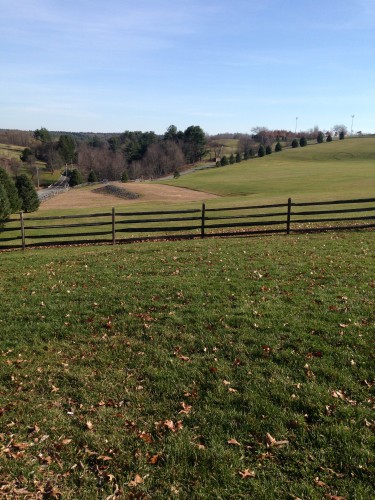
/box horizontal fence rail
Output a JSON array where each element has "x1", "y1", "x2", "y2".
[{"x1": 0, "y1": 197, "x2": 374, "y2": 250}]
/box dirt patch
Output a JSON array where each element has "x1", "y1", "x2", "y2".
[{"x1": 39, "y1": 182, "x2": 218, "y2": 211}]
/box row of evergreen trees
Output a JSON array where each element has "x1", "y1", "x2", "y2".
[{"x1": 0, "y1": 168, "x2": 39, "y2": 221}]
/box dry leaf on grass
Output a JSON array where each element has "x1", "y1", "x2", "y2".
[
  {"x1": 265, "y1": 433, "x2": 289, "y2": 447},
  {"x1": 227, "y1": 438, "x2": 241, "y2": 446},
  {"x1": 238, "y1": 469, "x2": 256, "y2": 479}
]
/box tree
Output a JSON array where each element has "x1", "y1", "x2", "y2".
[
  {"x1": 326, "y1": 133, "x2": 333, "y2": 142},
  {"x1": 20, "y1": 148, "x2": 33, "y2": 162},
  {"x1": 265, "y1": 145, "x2": 272, "y2": 155},
  {"x1": 333, "y1": 124, "x2": 348, "y2": 137},
  {"x1": 221, "y1": 155, "x2": 229, "y2": 166},
  {"x1": 299, "y1": 136, "x2": 307, "y2": 147},
  {"x1": 339, "y1": 130, "x2": 345, "y2": 140},
  {"x1": 317, "y1": 131, "x2": 324, "y2": 144},
  {"x1": 291, "y1": 139, "x2": 299, "y2": 148},
  {"x1": 15, "y1": 174, "x2": 40, "y2": 213},
  {"x1": 275, "y1": 141, "x2": 282, "y2": 152},
  {"x1": 88, "y1": 170, "x2": 98, "y2": 182},
  {"x1": 121, "y1": 171, "x2": 128, "y2": 183},
  {"x1": 0, "y1": 167, "x2": 21, "y2": 212},
  {"x1": 57, "y1": 135, "x2": 76, "y2": 164},
  {"x1": 235, "y1": 152, "x2": 241, "y2": 163},
  {"x1": 68, "y1": 169, "x2": 83, "y2": 187},
  {"x1": 229, "y1": 153, "x2": 235, "y2": 164},
  {"x1": 258, "y1": 145, "x2": 265, "y2": 157},
  {"x1": 0, "y1": 183, "x2": 11, "y2": 222},
  {"x1": 34, "y1": 127, "x2": 51, "y2": 143},
  {"x1": 183, "y1": 125, "x2": 206, "y2": 163}
]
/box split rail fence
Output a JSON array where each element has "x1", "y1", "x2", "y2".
[{"x1": 0, "y1": 197, "x2": 374, "y2": 250}]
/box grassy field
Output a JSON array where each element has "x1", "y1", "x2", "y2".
[
  {"x1": 164, "y1": 138, "x2": 375, "y2": 204},
  {"x1": 0, "y1": 231, "x2": 374, "y2": 498}
]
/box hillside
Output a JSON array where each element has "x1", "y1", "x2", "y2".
[{"x1": 162, "y1": 137, "x2": 375, "y2": 204}]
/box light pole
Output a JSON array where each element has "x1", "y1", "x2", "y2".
[
  {"x1": 295, "y1": 117, "x2": 298, "y2": 134},
  {"x1": 351, "y1": 115, "x2": 355, "y2": 135}
]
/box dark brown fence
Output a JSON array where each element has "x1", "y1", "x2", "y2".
[{"x1": 0, "y1": 197, "x2": 374, "y2": 250}]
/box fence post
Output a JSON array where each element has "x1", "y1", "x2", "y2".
[
  {"x1": 112, "y1": 208, "x2": 116, "y2": 245},
  {"x1": 286, "y1": 198, "x2": 292, "y2": 235},
  {"x1": 201, "y1": 203, "x2": 206, "y2": 238},
  {"x1": 20, "y1": 211, "x2": 26, "y2": 250}
]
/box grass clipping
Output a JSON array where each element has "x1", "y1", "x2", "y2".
[{"x1": 93, "y1": 184, "x2": 140, "y2": 200}]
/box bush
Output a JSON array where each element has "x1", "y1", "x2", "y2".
[
  {"x1": 229, "y1": 153, "x2": 235, "y2": 164},
  {"x1": 15, "y1": 174, "x2": 40, "y2": 213},
  {"x1": 265, "y1": 145, "x2": 272, "y2": 155},
  {"x1": 291, "y1": 139, "x2": 299, "y2": 148},
  {"x1": 235, "y1": 152, "x2": 241, "y2": 163},
  {"x1": 299, "y1": 136, "x2": 307, "y2": 147},
  {"x1": 339, "y1": 130, "x2": 345, "y2": 140},
  {"x1": 173, "y1": 171, "x2": 180, "y2": 178},
  {"x1": 121, "y1": 171, "x2": 128, "y2": 183},
  {"x1": 257, "y1": 145, "x2": 265, "y2": 157},
  {"x1": 317, "y1": 131, "x2": 324, "y2": 144},
  {"x1": 326, "y1": 134, "x2": 333, "y2": 142},
  {"x1": 275, "y1": 141, "x2": 282, "y2": 152}
]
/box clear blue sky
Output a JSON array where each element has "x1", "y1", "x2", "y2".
[{"x1": 1, "y1": 0, "x2": 374, "y2": 134}]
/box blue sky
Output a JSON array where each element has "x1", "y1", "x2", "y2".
[{"x1": 1, "y1": 0, "x2": 375, "y2": 134}]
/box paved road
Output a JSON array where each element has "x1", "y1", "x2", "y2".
[{"x1": 37, "y1": 175, "x2": 69, "y2": 202}]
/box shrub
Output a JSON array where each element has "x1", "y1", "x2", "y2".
[
  {"x1": 339, "y1": 130, "x2": 345, "y2": 140},
  {"x1": 173, "y1": 171, "x2": 180, "y2": 178},
  {"x1": 299, "y1": 136, "x2": 307, "y2": 147},
  {"x1": 257, "y1": 145, "x2": 265, "y2": 157},
  {"x1": 265, "y1": 145, "x2": 272, "y2": 155},
  {"x1": 68, "y1": 169, "x2": 83, "y2": 187},
  {"x1": 317, "y1": 131, "x2": 324, "y2": 144},
  {"x1": 235, "y1": 152, "x2": 241, "y2": 163},
  {"x1": 326, "y1": 134, "x2": 333, "y2": 142},
  {"x1": 275, "y1": 141, "x2": 282, "y2": 152},
  {"x1": 15, "y1": 174, "x2": 40, "y2": 213},
  {"x1": 291, "y1": 139, "x2": 299, "y2": 148},
  {"x1": 121, "y1": 171, "x2": 128, "y2": 183},
  {"x1": 229, "y1": 153, "x2": 235, "y2": 164}
]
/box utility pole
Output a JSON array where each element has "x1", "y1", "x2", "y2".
[
  {"x1": 295, "y1": 117, "x2": 298, "y2": 134},
  {"x1": 351, "y1": 115, "x2": 355, "y2": 135}
]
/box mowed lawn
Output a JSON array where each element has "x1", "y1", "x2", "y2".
[
  {"x1": 0, "y1": 231, "x2": 374, "y2": 498},
  {"x1": 163, "y1": 138, "x2": 375, "y2": 204}
]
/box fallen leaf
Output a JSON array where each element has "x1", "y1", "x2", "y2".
[
  {"x1": 179, "y1": 401, "x2": 192, "y2": 415},
  {"x1": 61, "y1": 438, "x2": 72, "y2": 446},
  {"x1": 228, "y1": 438, "x2": 241, "y2": 446},
  {"x1": 86, "y1": 421, "x2": 94, "y2": 431},
  {"x1": 128, "y1": 474, "x2": 143, "y2": 487},
  {"x1": 238, "y1": 469, "x2": 256, "y2": 479},
  {"x1": 265, "y1": 433, "x2": 289, "y2": 447}
]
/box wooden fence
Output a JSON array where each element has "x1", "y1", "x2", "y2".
[{"x1": 0, "y1": 197, "x2": 374, "y2": 250}]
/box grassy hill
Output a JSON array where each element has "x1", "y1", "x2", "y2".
[
  {"x1": 0, "y1": 231, "x2": 373, "y2": 498},
  {"x1": 163, "y1": 137, "x2": 375, "y2": 204}
]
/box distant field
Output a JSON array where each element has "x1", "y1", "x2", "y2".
[{"x1": 164, "y1": 138, "x2": 375, "y2": 204}]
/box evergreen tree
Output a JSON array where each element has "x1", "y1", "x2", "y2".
[
  {"x1": 326, "y1": 133, "x2": 333, "y2": 142},
  {"x1": 57, "y1": 135, "x2": 76, "y2": 163},
  {"x1": 317, "y1": 131, "x2": 324, "y2": 144},
  {"x1": 258, "y1": 145, "x2": 265, "y2": 157},
  {"x1": 69, "y1": 169, "x2": 83, "y2": 187},
  {"x1": 243, "y1": 149, "x2": 250, "y2": 160},
  {"x1": 121, "y1": 171, "x2": 128, "y2": 183},
  {"x1": 15, "y1": 174, "x2": 40, "y2": 213},
  {"x1": 235, "y1": 152, "x2": 241, "y2": 163},
  {"x1": 299, "y1": 136, "x2": 307, "y2": 147},
  {"x1": 229, "y1": 153, "x2": 235, "y2": 164},
  {"x1": 275, "y1": 141, "x2": 282, "y2": 152},
  {"x1": 265, "y1": 145, "x2": 272, "y2": 155},
  {"x1": 0, "y1": 167, "x2": 21, "y2": 212},
  {"x1": 291, "y1": 139, "x2": 299, "y2": 148},
  {"x1": 88, "y1": 170, "x2": 98, "y2": 183},
  {"x1": 339, "y1": 130, "x2": 345, "y2": 140},
  {"x1": 221, "y1": 155, "x2": 229, "y2": 166},
  {"x1": 0, "y1": 183, "x2": 11, "y2": 222}
]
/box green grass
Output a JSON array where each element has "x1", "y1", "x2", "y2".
[
  {"x1": 0, "y1": 231, "x2": 374, "y2": 498},
  {"x1": 164, "y1": 138, "x2": 375, "y2": 204}
]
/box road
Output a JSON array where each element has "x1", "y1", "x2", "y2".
[{"x1": 37, "y1": 175, "x2": 69, "y2": 202}]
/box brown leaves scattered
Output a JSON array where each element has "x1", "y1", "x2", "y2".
[
  {"x1": 173, "y1": 346, "x2": 191, "y2": 362},
  {"x1": 178, "y1": 401, "x2": 192, "y2": 415},
  {"x1": 128, "y1": 474, "x2": 144, "y2": 487},
  {"x1": 86, "y1": 420, "x2": 94, "y2": 431},
  {"x1": 330, "y1": 390, "x2": 357, "y2": 406}
]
